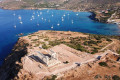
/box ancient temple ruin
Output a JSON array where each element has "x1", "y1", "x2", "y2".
[{"x1": 32, "y1": 50, "x2": 61, "y2": 67}]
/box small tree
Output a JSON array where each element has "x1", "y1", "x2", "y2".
[
  {"x1": 99, "y1": 62, "x2": 108, "y2": 67},
  {"x1": 112, "y1": 75, "x2": 120, "y2": 80}
]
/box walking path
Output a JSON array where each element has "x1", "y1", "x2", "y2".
[{"x1": 100, "y1": 41, "x2": 114, "y2": 51}]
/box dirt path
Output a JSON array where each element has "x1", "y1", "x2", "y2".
[{"x1": 100, "y1": 41, "x2": 114, "y2": 51}]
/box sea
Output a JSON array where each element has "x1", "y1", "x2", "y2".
[{"x1": 0, "y1": 9, "x2": 119, "y2": 65}]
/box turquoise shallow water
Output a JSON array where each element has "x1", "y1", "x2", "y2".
[{"x1": 0, "y1": 9, "x2": 119, "y2": 65}]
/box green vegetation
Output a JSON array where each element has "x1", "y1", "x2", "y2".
[
  {"x1": 94, "y1": 75, "x2": 102, "y2": 79},
  {"x1": 26, "y1": 31, "x2": 119, "y2": 55},
  {"x1": 47, "y1": 75, "x2": 57, "y2": 80},
  {"x1": 64, "y1": 61, "x2": 69, "y2": 64},
  {"x1": 46, "y1": 33, "x2": 114, "y2": 54},
  {"x1": 49, "y1": 40, "x2": 65, "y2": 46},
  {"x1": 112, "y1": 75, "x2": 120, "y2": 80},
  {"x1": 91, "y1": 48, "x2": 98, "y2": 54},
  {"x1": 99, "y1": 62, "x2": 108, "y2": 67},
  {"x1": 96, "y1": 10, "x2": 116, "y2": 23},
  {"x1": 117, "y1": 49, "x2": 120, "y2": 55},
  {"x1": 104, "y1": 75, "x2": 111, "y2": 80},
  {"x1": 66, "y1": 43, "x2": 86, "y2": 52},
  {"x1": 42, "y1": 44, "x2": 48, "y2": 49}
]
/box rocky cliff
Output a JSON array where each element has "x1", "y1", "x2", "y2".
[{"x1": 0, "y1": 37, "x2": 30, "y2": 80}]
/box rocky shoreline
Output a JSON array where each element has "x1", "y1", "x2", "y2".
[
  {"x1": 90, "y1": 10, "x2": 120, "y2": 26},
  {"x1": 88, "y1": 12, "x2": 99, "y2": 22}
]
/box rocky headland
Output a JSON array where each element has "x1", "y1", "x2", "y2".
[{"x1": 0, "y1": 30, "x2": 120, "y2": 80}]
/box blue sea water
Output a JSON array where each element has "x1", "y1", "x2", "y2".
[{"x1": 0, "y1": 9, "x2": 119, "y2": 65}]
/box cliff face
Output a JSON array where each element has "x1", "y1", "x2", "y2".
[{"x1": 0, "y1": 38, "x2": 29, "y2": 80}]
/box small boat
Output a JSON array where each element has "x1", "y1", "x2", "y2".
[
  {"x1": 62, "y1": 19, "x2": 64, "y2": 22},
  {"x1": 57, "y1": 23, "x2": 60, "y2": 26},
  {"x1": 51, "y1": 25, "x2": 53, "y2": 29},
  {"x1": 33, "y1": 12, "x2": 35, "y2": 15},
  {"x1": 37, "y1": 24, "x2": 39, "y2": 26},
  {"x1": 20, "y1": 21, "x2": 23, "y2": 24},
  {"x1": 32, "y1": 15, "x2": 35, "y2": 19},
  {"x1": 72, "y1": 20, "x2": 74, "y2": 24},
  {"x1": 18, "y1": 15, "x2": 22, "y2": 20},
  {"x1": 14, "y1": 25, "x2": 16, "y2": 28},
  {"x1": 52, "y1": 15, "x2": 54, "y2": 17},
  {"x1": 63, "y1": 14, "x2": 66, "y2": 17},
  {"x1": 45, "y1": 19, "x2": 47, "y2": 21},
  {"x1": 76, "y1": 14, "x2": 79, "y2": 16},
  {"x1": 40, "y1": 12, "x2": 42, "y2": 15},
  {"x1": 47, "y1": 10, "x2": 49, "y2": 13},
  {"x1": 13, "y1": 13, "x2": 16, "y2": 16},
  {"x1": 30, "y1": 18, "x2": 32, "y2": 21}
]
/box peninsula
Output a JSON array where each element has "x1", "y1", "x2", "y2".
[{"x1": 0, "y1": 30, "x2": 120, "y2": 80}]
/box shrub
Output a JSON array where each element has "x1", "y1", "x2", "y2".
[
  {"x1": 64, "y1": 61, "x2": 69, "y2": 64},
  {"x1": 47, "y1": 75, "x2": 57, "y2": 80},
  {"x1": 91, "y1": 49, "x2": 98, "y2": 54},
  {"x1": 117, "y1": 50, "x2": 120, "y2": 55},
  {"x1": 49, "y1": 41, "x2": 61, "y2": 46},
  {"x1": 42, "y1": 44, "x2": 48, "y2": 49},
  {"x1": 99, "y1": 62, "x2": 108, "y2": 67},
  {"x1": 94, "y1": 75, "x2": 102, "y2": 79},
  {"x1": 87, "y1": 40, "x2": 97, "y2": 45},
  {"x1": 112, "y1": 75, "x2": 120, "y2": 80},
  {"x1": 106, "y1": 38, "x2": 112, "y2": 42}
]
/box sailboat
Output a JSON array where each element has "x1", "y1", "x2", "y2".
[
  {"x1": 47, "y1": 10, "x2": 49, "y2": 13},
  {"x1": 30, "y1": 18, "x2": 32, "y2": 21},
  {"x1": 40, "y1": 12, "x2": 42, "y2": 15},
  {"x1": 13, "y1": 13, "x2": 16, "y2": 16},
  {"x1": 57, "y1": 23, "x2": 60, "y2": 26},
  {"x1": 37, "y1": 23, "x2": 39, "y2": 26},
  {"x1": 38, "y1": 14, "x2": 40, "y2": 17},
  {"x1": 13, "y1": 12, "x2": 16, "y2": 28},
  {"x1": 33, "y1": 12, "x2": 35, "y2": 15},
  {"x1": 20, "y1": 21, "x2": 23, "y2": 24},
  {"x1": 51, "y1": 25, "x2": 54, "y2": 29},
  {"x1": 62, "y1": 18, "x2": 64, "y2": 22},
  {"x1": 18, "y1": 15, "x2": 22, "y2": 20},
  {"x1": 76, "y1": 13, "x2": 79, "y2": 16},
  {"x1": 45, "y1": 19, "x2": 47, "y2": 21},
  {"x1": 32, "y1": 15, "x2": 35, "y2": 19},
  {"x1": 14, "y1": 25, "x2": 16, "y2": 28},
  {"x1": 72, "y1": 20, "x2": 74, "y2": 24},
  {"x1": 41, "y1": 17, "x2": 44, "y2": 20}
]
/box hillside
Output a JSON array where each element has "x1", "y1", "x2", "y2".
[{"x1": 0, "y1": 0, "x2": 120, "y2": 10}]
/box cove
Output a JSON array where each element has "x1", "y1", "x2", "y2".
[{"x1": 0, "y1": 9, "x2": 119, "y2": 65}]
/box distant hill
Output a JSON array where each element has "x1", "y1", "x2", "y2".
[{"x1": 0, "y1": 0, "x2": 120, "y2": 10}]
